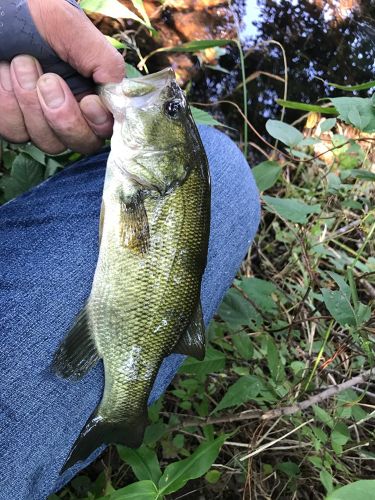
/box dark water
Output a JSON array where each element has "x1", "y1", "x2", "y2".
[{"x1": 189, "y1": 0, "x2": 375, "y2": 161}]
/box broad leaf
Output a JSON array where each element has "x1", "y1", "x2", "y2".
[
  {"x1": 320, "y1": 118, "x2": 337, "y2": 132},
  {"x1": 238, "y1": 278, "x2": 279, "y2": 314},
  {"x1": 313, "y1": 405, "x2": 334, "y2": 429},
  {"x1": 179, "y1": 347, "x2": 226, "y2": 375},
  {"x1": 326, "y1": 480, "x2": 375, "y2": 499},
  {"x1": 320, "y1": 469, "x2": 334, "y2": 494},
  {"x1": 158, "y1": 435, "x2": 226, "y2": 495},
  {"x1": 191, "y1": 106, "x2": 223, "y2": 127},
  {"x1": 263, "y1": 196, "x2": 321, "y2": 224},
  {"x1": 214, "y1": 375, "x2": 261, "y2": 412},
  {"x1": 117, "y1": 445, "x2": 162, "y2": 483},
  {"x1": 232, "y1": 332, "x2": 253, "y2": 360},
  {"x1": 80, "y1": 0, "x2": 145, "y2": 26},
  {"x1": 266, "y1": 120, "x2": 304, "y2": 147},
  {"x1": 347, "y1": 169, "x2": 375, "y2": 181},
  {"x1": 321, "y1": 288, "x2": 357, "y2": 327},
  {"x1": 218, "y1": 288, "x2": 260, "y2": 327},
  {"x1": 252, "y1": 161, "x2": 282, "y2": 191},
  {"x1": 330, "y1": 97, "x2": 375, "y2": 132},
  {"x1": 108, "y1": 480, "x2": 158, "y2": 499},
  {"x1": 2, "y1": 154, "x2": 45, "y2": 202}
]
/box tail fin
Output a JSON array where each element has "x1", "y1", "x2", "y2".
[{"x1": 61, "y1": 410, "x2": 148, "y2": 473}]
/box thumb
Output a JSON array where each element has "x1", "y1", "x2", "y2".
[{"x1": 28, "y1": 0, "x2": 125, "y2": 84}]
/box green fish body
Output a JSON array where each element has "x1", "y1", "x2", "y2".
[{"x1": 53, "y1": 69, "x2": 210, "y2": 471}]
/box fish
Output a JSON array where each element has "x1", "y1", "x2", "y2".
[{"x1": 52, "y1": 68, "x2": 211, "y2": 472}]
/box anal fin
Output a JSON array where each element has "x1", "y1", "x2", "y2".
[
  {"x1": 173, "y1": 301, "x2": 206, "y2": 361},
  {"x1": 52, "y1": 306, "x2": 100, "y2": 380}
]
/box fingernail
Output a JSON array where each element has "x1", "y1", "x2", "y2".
[
  {"x1": 0, "y1": 63, "x2": 12, "y2": 91},
  {"x1": 81, "y1": 98, "x2": 110, "y2": 125},
  {"x1": 37, "y1": 75, "x2": 65, "y2": 109},
  {"x1": 12, "y1": 56, "x2": 41, "y2": 90}
]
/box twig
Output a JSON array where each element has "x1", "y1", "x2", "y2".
[
  {"x1": 166, "y1": 370, "x2": 374, "y2": 432},
  {"x1": 166, "y1": 409, "x2": 262, "y2": 432},
  {"x1": 262, "y1": 368, "x2": 375, "y2": 420},
  {"x1": 239, "y1": 419, "x2": 314, "y2": 461}
]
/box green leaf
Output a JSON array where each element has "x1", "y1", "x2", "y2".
[
  {"x1": 126, "y1": 63, "x2": 143, "y2": 78},
  {"x1": 19, "y1": 144, "x2": 46, "y2": 165},
  {"x1": 2, "y1": 154, "x2": 45, "y2": 202},
  {"x1": 105, "y1": 35, "x2": 126, "y2": 49},
  {"x1": 214, "y1": 375, "x2": 261, "y2": 413},
  {"x1": 320, "y1": 118, "x2": 337, "y2": 132},
  {"x1": 320, "y1": 469, "x2": 334, "y2": 494},
  {"x1": 322, "y1": 79, "x2": 375, "y2": 91},
  {"x1": 313, "y1": 405, "x2": 334, "y2": 429},
  {"x1": 129, "y1": 0, "x2": 152, "y2": 29},
  {"x1": 232, "y1": 332, "x2": 253, "y2": 360},
  {"x1": 108, "y1": 480, "x2": 158, "y2": 499},
  {"x1": 190, "y1": 106, "x2": 223, "y2": 127},
  {"x1": 330, "y1": 97, "x2": 375, "y2": 132},
  {"x1": 321, "y1": 288, "x2": 357, "y2": 327},
  {"x1": 347, "y1": 169, "x2": 375, "y2": 181},
  {"x1": 263, "y1": 196, "x2": 321, "y2": 224},
  {"x1": 267, "y1": 336, "x2": 285, "y2": 382},
  {"x1": 266, "y1": 120, "x2": 304, "y2": 147},
  {"x1": 159, "y1": 39, "x2": 232, "y2": 53},
  {"x1": 158, "y1": 435, "x2": 226, "y2": 495},
  {"x1": 143, "y1": 422, "x2": 168, "y2": 445},
  {"x1": 276, "y1": 99, "x2": 337, "y2": 115},
  {"x1": 326, "y1": 480, "x2": 375, "y2": 499},
  {"x1": 179, "y1": 347, "x2": 225, "y2": 375},
  {"x1": 276, "y1": 462, "x2": 300, "y2": 477},
  {"x1": 347, "y1": 106, "x2": 371, "y2": 130},
  {"x1": 238, "y1": 278, "x2": 279, "y2": 314},
  {"x1": 80, "y1": 0, "x2": 146, "y2": 26},
  {"x1": 218, "y1": 288, "x2": 259, "y2": 327},
  {"x1": 331, "y1": 423, "x2": 350, "y2": 447},
  {"x1": 252, "y1": 161, "x2": 282, "y2": 191},
  {"x1": 205, "y1": 469, "x2": 221, "y2": 484},
  {"x1": 117, "y1": 445, "x2": 162, "y2": 483}
]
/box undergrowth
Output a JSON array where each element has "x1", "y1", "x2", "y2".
[{"x1": 47, "y1": 109, "x2": 374, "y2": 500}]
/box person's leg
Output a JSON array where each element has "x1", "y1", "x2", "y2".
[{"x1": 0, "y1": 125, "x2": 260, "y2": 500}]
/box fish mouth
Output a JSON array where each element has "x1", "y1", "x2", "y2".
[{"x1": 100, "y1": 68, "x2": 176, "y2": 101}]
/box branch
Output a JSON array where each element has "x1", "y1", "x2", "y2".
[
  {"x1": 166, "y1": 369, "x2": 374, "y2": 430},
  {"x1": 262, "y1": 368, "x2": 374, "y2": 420}
]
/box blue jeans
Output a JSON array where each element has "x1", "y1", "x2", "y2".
[{"x1": 0, "y1": 126, "x2": 260, "y2": 500}]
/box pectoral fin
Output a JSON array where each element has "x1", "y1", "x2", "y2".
[
  {"x1": 173, "y1": 301, "x2": 206, "y2": 360},
  {"x1": 52, "y1": 306, "x2": 100, "y2": 380},
  {"x1": 120, "y1": 192, "x2": 150, "y2": 254}
]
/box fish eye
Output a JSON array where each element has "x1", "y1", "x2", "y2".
[{"x1": 164, "y1": 100, "x2": 183, "y2": 119}]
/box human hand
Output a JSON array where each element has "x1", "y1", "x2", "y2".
[{"x1": 0, "y1": 0, "x2": 125, "y2": 154}]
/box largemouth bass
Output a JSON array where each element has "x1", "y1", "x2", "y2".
[{"x1": 53, "y1": 68, "x2": 211, "y2": 472}]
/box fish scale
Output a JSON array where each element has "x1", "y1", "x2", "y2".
[{"x1": 53, "y1": 68, "x2": 210, "y2": 472}]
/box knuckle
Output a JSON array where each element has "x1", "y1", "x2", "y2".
[{"x1": 0, "y1": 126, "x2": 29, "y2": 144}]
